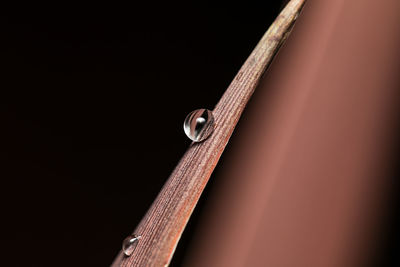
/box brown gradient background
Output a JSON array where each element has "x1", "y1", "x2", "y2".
[{"x1": 184, "y1": 0, "x2": 400, "y2": 266}]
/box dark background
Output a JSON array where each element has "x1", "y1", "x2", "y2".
[
  {"x1": 1, "y1": 1, "x2": 283, "y2": 266},
  {"x1": 1, "y1": 1, "x2": 400, "y2": 266}
]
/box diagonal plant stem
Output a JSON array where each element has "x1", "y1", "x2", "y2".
[{"x1": 112, "y1": 0, "x2": 306, "y2": 266}]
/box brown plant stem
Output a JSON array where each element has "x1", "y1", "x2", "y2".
[{"x1": 112, "y1": 1, "x2": 306, "y2": 266}]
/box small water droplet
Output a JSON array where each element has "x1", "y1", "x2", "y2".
[
  {"x1": 122, "y1": 234, "x2": 141, "y2": 257},
  {"x1": 183, "y1": 109, "x2": 215, "y2": 142}
]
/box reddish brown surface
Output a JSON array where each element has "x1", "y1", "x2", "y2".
[
  {"x1": 112, "y1": 1, "x2": 306, "y2": 266},
  {"x1": 185, "y1": 0, "x2": 400, "y2": 266}
]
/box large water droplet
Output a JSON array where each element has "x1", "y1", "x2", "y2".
[
  {"x1": 183, "y1": 109, "x2": 215, "y2": 142},
  {"x1": 122, "y1": 234, "x2": 140, "y2": 257}
]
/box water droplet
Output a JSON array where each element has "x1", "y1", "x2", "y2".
[
  {"x1": 122, "y1": 234, "x2": 141, "y2": 256},
  {"x1": 183, "y1": 109, "x2": 215, "y2": 142}
]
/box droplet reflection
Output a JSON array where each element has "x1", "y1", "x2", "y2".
[
  {"x1": 183, "y1": 109, "x2": 215, "y2": 142},
  {"x1": 122, "y1": 234, "x2": 141, "y2": 257}
]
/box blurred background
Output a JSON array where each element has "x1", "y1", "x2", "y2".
[{"x1": 1, "y1": 1, "x2": 400, "y2": 266}]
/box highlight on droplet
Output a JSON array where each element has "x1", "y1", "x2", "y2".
[
  {"x1": 183, "y1": 109, "x2": 215, "y2": 142},
  {"x1": 122, "y1": 234, "x2": 141, "y2": 257}
]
